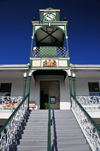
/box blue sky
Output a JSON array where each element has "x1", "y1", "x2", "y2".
[{"x1": 0, "y1": 0, "x2": 100, "y2": 65}]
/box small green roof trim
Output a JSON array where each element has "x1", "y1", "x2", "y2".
[{"x1": 46, "y1": 7, "x2": 54, "y2": 10}]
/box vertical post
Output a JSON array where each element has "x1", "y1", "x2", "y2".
[
  {"x1": 72, "y1": 72, "x2": 76, "y2": 99},
  {"x1": 23, "y1": 72, "x2": 27, "y2": 98},
  {"x1": 47, "y1": 92, "x2": 51, "y2": 151},
  {"x1": 65, "y1": 25, "x2": 69, "y2": 57},
  {"x1": 48, "y1": 92, "x2": 51, "y2": 126},
  {"x1": 31, "y1": 36, "x2": 34, "y2": 57},
  {"x1": 68, "y1": 70, "x2": 72, "y2": 108},
  {"x1": 27, "y1": 71, "x2": 32, "y2": 110},
  {"x1": 30, "y1": 26, "x2": 34, "y2": 57}
]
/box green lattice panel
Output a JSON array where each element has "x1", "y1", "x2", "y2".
[{"x1": 40, "y1": 47, "x2": 57, "y2": 57}]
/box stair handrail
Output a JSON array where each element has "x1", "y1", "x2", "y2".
[
  {"x1": 47, "y1": 92, "x2": 51, "y2": 151},
  {"x1": 0, "y1": 93, "x2": 29, "y2": 151},
  {"x1": 71, "y1": 94, "x2": 100, "y2": 151}
]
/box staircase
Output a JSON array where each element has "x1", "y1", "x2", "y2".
[
  {"x1": 17, "y1": 110, "x2": 91, "y2": 151},
  {"x1": 17, "y1": 110, "x2": 48, "y2": 151},
  {"x1": 51, "y1": 110, "x2": 91, "y2": 151}
]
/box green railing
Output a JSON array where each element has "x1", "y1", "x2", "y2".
[
  {"x1": 32, "y1": 46, "x2": 68, "y2": 58},
  {"x1": 0, "y1": 93, "x2": 29, "y2": 151},
  {"x1": 47, "y1": 92, "x2": 51, "y2": 151},
  {"x1": 71, "y1": 94, "x2": 100, "y2": 151}
]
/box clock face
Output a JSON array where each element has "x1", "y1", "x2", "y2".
[{"x1": 43, "y1": 13, "x2": 56, "y2": 21}]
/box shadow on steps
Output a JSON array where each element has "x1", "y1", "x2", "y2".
[
  {"x1": 52, "y1": 110, "x2": 58, "y2": 151},
  {"x1": 9, "y1": 109, "x2": 32, "y2": 151}
]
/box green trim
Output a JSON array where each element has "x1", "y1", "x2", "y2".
[
  {"x1": 30, "y1": 58, "x2": 70, "y2": 69},
  {"x1": 30, "y1": 57, "x2": 70, "y2": 59},
  {"x1": 66, "y1": 38, "x2": 69, "y2": 57},
  {"x1": 0, "y1": 95, "x2": 23, "y2": 97},
  {"x1": 32, "y1": 66, "x2": 68, "y2": 68},
  {"x1": 31, "y1": 67, "x2": 70, "y2": 70},
  {"x1": 40, "y1": 12, "x2": 43, "y2": 21},
  {"x1": 56, "y1": 12, "x2": 59, "y2": 21},
  {"x1": 0, "y1": 94, "x2": 29, "y2": 133},
  {"x1": 68, "y1": 76, "x2": 72, "y2": 108},
  {"x1": 30, "y1": 26, "x2": 34, "y2": 57},
  {"x1": 23, "y1": 77, "x2": 27, "y2": 98},
  {"x1": 65, "y1": 26, "x2": 69, "y2": 57},
  {"x1": 46, "y1": 7, "x2": 54, "y2": 10},
  {"x1": 76, "y1": 95, "x2": 100, "y2": 96},
  {"x1": 32, "y1": 21, "x2": 67, "y2": 24},
  {"x1": 72, "y1": 77, "x2": 76, "y2": 98},
  {"x1": 33, "y1": 25, "x2": 35, "y2": 37},
  {"x1": 71, "y1": 94, "x2": 100, "y2": 132},
  {"x1": 30, "y1": 38, "x2": 33, "y2": 57},
  {"x1": 67, "y1": 60, "x2": 70, "y2": 67},
  {"x1": 30, "y1": 60, "x2": 32, "y2": 67},
  {"x1": 28, "y1": 75, "x2": 31, "y2": 110}
]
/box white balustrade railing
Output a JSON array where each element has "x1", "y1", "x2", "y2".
[
  {"x1": 0, "y1": 96, "x2": 23, "y2": 110},
  {"x1": 0, "y1": 94, "x2": 29, "y2": 151},
  {"x1": 76, "y1": 96, "x2": 100, "y2": 108},
  {"x1": 72, "y1": 94, "x2": 100, "y2": 151}
]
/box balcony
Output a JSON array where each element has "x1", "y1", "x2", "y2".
[
  {"x1": 30, "y1": 46, "x2": 70, "y2": 69},
  {"x1": 0, "y1": 96, "x2": 23, "y2": 110},
  {"x1": 31, "y1": 46, "x2": 68, "y2": 58}
]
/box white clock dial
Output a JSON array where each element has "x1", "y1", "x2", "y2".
[{"x1": 43, "y1": 13, "x2": 56, "y2": 21}]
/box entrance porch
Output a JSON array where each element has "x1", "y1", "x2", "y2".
[
  {"x1": 40, "y1": 81, "x2": 60, "y2": 109},
  {"x1": 30, "y1": 70, "x2": 70, "y2": 110}
]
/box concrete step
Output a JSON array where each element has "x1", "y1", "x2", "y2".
[
  {"x1": 53, "y1": 138, "x2": 87, "y2": 145},
  {"x1": 19, "y1": 140, "x2": 47, "y2": 146},
  {"x1": 26, "y1": 122, "x2": 48, "y2": 125},
  {"x1": 53, "y1": 144, "x2": 90, "y2": 151},
  {"x1": 25, "y1": 126, "x2": 48, "y2": 130},
  {"x1": 17, "y1": 146, "x2": 47, "y2": 151},
  {"x1": 19, "y1": 138, "x2": 87, "y2": 146},
  {"x1": 18, "y1": 144, "x2": 90, "y2": 151},
  {"x1": 17, "y1": 110, "x2": 91, "y2": 151},
  {"x1": 21, "y1": 136, "x2": 47, "y2": 141},
  {"x1": 23, "y1": 131, "x2": 47, "y2": 135}
]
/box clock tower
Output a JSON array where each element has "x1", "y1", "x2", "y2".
[
  {"x1": 29, "y1": 8, "x2": 71, "y2": 110},
  {"x1": 40, "y1": 7, "x2": 60, "y2": 21},
  {"x1": 30, "y1": 7, "x2": 70, "y2": 69}
]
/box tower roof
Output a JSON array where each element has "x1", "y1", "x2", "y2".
[{"x1": 46, "y1": 7, "x2": 54, "y2": 10}]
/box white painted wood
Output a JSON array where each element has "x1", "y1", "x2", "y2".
[
  {"x1": 60, "y1": 102, "x2": 70, "y2": 109},
  {"x1": 59, "y1": 60, "x2": 67, "y2": 66}
]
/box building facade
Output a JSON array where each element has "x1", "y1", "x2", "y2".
[{"x1": 0, "y1": 8, "x2": 100, "y2": 112}]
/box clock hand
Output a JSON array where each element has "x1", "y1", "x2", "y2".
[{"x1": 46, "y1": 15, "x2": 52, "y2": 19}]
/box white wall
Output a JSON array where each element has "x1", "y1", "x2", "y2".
[
  {"x1": 3, "y1": 70, "x2": 98, "y2": 109},
  {"x1": 29, "y1": 75, "x2": 70, "y2": 110},
  {"x1": 0, "y1": 71, "x2": 25, "y2": 96},
  {"x1": 60, "y1": 76, "x2": 70, "y2": 109},
  {"x1": 75, "y1": 78, "x2": 100, "y2": 96},
  {"x1": 0, "y1": 78, "x2": 23, "y2": 96},
  {"x1": 11, "y1": 78, "x2": 23, "y2": 95}
]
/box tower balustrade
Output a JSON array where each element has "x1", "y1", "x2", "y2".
[
  {"x1": 30, "y1": 8, "x2": 70, "y2": 70},
  {"x1": 32, "y1": 46, "x2": 68, "y2": 58}
]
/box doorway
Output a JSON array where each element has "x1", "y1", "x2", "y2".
[{"x1": 40, "y1": 81, "x2": 60, "y2": 109}]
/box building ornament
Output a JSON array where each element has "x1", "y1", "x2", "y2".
[{"x1": 43, "y1": 59, "x2": 57, "y2": 67}]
